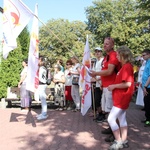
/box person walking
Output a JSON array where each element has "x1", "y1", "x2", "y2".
[
  {"x1": 18, "y1": 59, "x2": 32, "y2": 111},
  {"x1": 36, "y1": 56, "x2": 48, "y2": 120},
  {"x1": 141, "y1": 49, "x2": 150, "y2": 127},
  {"x1": 107, "y1": 45, "x2": 134, "y2": 150}
]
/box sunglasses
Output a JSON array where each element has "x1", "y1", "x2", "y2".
[
  {"x1": 66, "y1": 64, "x2": 70, "y2": 65},
  {"x1": 142, "y1": 54, "x2": 147, "y2": 57},
  {"x1": 95, "y1": 50, "x2": 101, "y2": 53}
]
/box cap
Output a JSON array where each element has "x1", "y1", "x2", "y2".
[
  {"x1": 135, "y1": 56, "x2": 142, "y2": 61},
  {"x1": 94, "y1": 47, "x2": 102, "y2": 51}
]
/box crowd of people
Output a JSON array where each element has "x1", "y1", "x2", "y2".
[{"x1": 18, "y1": 37, "x2": 150, "y2": 150}]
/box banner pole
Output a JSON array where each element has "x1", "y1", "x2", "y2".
[{"x1": 92, "y1": 83, "x2": 96, "y2": 119}]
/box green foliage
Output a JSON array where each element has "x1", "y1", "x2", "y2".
[
  {"x1": 0, "y1": 0, "x2": 150, "y2": 98},
  {"x1": 0, "y1": 27, "x2": 30, "y2": 98},
  {"x1": 18, "y1": 26, "x2": 30, "y2": 58},
  {"x1": 136, "y1": 0, "x2": 150, "y2": 22},
  {"x1": 85, "y1": 0, "x2": 150, "y2": 56},
  {"x1": 39, "y1": 19, "x2": 93, "y2": 66},
  {"x1": 0, "y1": 41, "x2": 23, "y2": 97}
]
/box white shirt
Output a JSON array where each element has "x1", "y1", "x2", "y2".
[
  {"x1": 20, "y1": 66, "x2": 27, "y2": 84},
  {"x1": 138, "y1": 60, "x2": 146, "y2": 83},
  {"x1": 72, "y1": 63, "x2": 80, "y2": 77},
  {"x1": 54, "y1": 71, "x2": 64, "y2": 81},
  {"x1": 94, "y1": 58, "x2": 103, "y2": 87},
  {"x1": 65, "y1": 68, "x2": 72, "y2": 86}
]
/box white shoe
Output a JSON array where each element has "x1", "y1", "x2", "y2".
[
  {"x1": 21, "y1": 109, "x2": 28, "y2": 112},
  {"x1": 109, "y1": 140, "x2": 123, "y2": 150},
  {"x1": 36, "y1": 114, "x2": 42, "y2": 118},
  {"x1": 37, "y1": 114, "x2": 48, "y2": 120}
]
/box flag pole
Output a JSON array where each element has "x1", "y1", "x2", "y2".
[
  {"x1": 31, "y1": 16, "x2": 76, "y2": 57},
  {"x1": 92, "y1": 81, "x2": 96, "y2": 119},
  {"x1": 18, "y1": 0, "x2": 75, "y2": 56},
  {"x1": 37, "y1": 15, "x2": 87, "y2": 67},
  {"x1": 0, "y1": 7, "x2": 3, "y2": 68}
]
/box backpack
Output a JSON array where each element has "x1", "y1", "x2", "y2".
[
  {"x1": 42, "y1": 66, "x2": 51, "y2": 85},
  {"x1": 46, "y1": 69, "x2": 51, "y2": 85}
]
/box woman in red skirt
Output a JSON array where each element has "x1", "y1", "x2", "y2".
[{"x1": 64, "y1": 59, "x2": 73, "y2": 110}]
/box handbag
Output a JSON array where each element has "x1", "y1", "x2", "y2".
[{"x1": 72, "y1": 76, "x2": 79, "y2": 85}]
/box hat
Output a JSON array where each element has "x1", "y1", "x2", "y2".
[
  {"x1": 94, "y1": 47, "x2": 102, "y2": 51},
  {"x1": 135, "y1": 56, "x2": 142, "y2": 61}
]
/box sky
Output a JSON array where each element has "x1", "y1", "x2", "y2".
[{"x1": 0, "y1": 0, "x2": 94, "y2": 28}]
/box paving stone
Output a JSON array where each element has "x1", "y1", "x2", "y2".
[{"x1": 0, "y1": 102, "x2": 150, "y2": 150}]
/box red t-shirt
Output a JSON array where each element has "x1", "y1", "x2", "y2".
[
  {"x1": 101, "y1": 50, "x2": 121, "y2": 87},
  {"x1": 113, "y1": 63, "x2": 134, "y2": 109}
]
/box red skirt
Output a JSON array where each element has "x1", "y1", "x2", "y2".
[{"x1": 65, "y1": 86, "x2": 73, "y2": 101}]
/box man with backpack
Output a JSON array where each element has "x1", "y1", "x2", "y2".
[{"x1": 36, "y1": 56, "x2": 49, "y2": 120}]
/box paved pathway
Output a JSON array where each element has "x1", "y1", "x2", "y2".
[{"x1": 0, "y1": 102, "x2": 150, "y2": 150}]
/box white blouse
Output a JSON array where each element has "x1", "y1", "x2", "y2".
[
  {"x1": 65, "y1": 68, "x2": 72, "y2": 86},
  {"x1": 72, "y1": 63, "x2": 80, "y2": 77},
  {"x1": 93, "y1": 58, "x2": 103, "y2": 87},
  {"x1": 20, "y1": 66, "x2": 27, "y2": 84}
]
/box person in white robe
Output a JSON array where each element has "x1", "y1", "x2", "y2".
[{"x1": 136, "y1": 58, "x2": 146, "y2": 106}]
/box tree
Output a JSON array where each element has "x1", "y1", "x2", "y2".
[
  {"x1": 39, "y1": 19, "x2": 93, "y2": 66},
  {"x1": 0, "y1": 27, "x2": 30, "y2": 98},
  {"x1": 137, "y1": 0, "x2": 150, "y2": 22},
  {"x1": 0, "y1": 40, "x2": 23, "y2": 98},
  {"x1": 18, "y1": 26, "x2": 30, "y2": 58},
  {"x1": 85, "y1": 0, "x2": 150, "y2": 56}
]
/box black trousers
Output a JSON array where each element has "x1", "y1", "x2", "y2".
[
  {"x1": 91, "y1": 84, "x2": 102, "y2": 111},
  {"x1": 91, "y1": 83, "x2": 96, "y2": 110},
  {"x1": 94, "y1": 87, "x2": 102, "y2": 109},
  {"x1": 144, "y1": 88, "x2": 150, "y2": 121}
]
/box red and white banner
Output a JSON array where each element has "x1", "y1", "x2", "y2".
[
  {"x1": 79, "y1": 36, "x2": 91, "y2": 116},
  {"x1": 26, "y1": 4, "x2": 39, "y2": 92},
  {"x1": 2, "y1": 0, "x2": 33, "y2": 58}
]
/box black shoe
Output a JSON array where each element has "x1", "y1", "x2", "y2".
[
  {"x1": 101, "y1": 127, "x2": 112, "y2": 134},
  {"x1": 141, "y1": 108, "x2": 145, "y2": 111},
  {"x1": 141, "y1": 119, "x2": 146, "y2": 123},
  {"x1": 104, "y1": 134, "x2": 114, "y2": 142},
  {"x1": 96, "y1": 117, "x2": 107, "y2": 123},
  {"x1": 95, "y1": 114, "x2": 106, "y2": 123},
  {"x1": 95, "y1": 113, "x2": 102, "y2": 120}
]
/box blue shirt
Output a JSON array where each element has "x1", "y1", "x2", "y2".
[{"x1": 142, "y1": 59, "x2": 150, "y2": 88}]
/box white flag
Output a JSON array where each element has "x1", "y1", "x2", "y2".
[
  {"x1": 26, "y1": 4, "x2": 39, "y2": 93},
  {"x1": 79, "y1": 36, "x2": 91, "y2": 116},
  {"x1": 2, "y1": 0, "x2": 34, "y2": 58}
]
